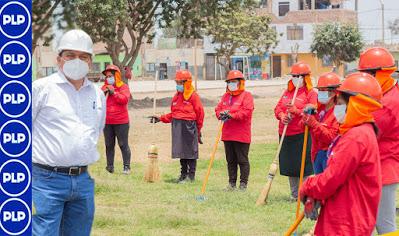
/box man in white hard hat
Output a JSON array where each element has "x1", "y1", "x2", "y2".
[{"x1": 32, "y1": 29, "x2": 106, "y2": 236}]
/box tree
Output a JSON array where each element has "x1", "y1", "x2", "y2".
[
  {"x1": 389, "y1": 18, "x2": 399, "y2": 36},
  {"x1": 32, "y1": 0, "x2": 75, "y2": 52},
  {"x1": 206, "y1": 8, "x2": 278, "y2": 73},
  {"x1": 75, "y1": 0, "x2": 181, "y2": 81},
  {"x1": 311, "y1": 23, "x2": 364, "y2": 72}
]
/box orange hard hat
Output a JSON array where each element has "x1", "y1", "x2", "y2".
[
  {"x1": 337, "y1": 72, "x2": 382, "y2": 101},
  {"x1": 358, "y1": 47, "x2": 396, "y2": 71},
  {"x1": 290, "y1": 61, "x2": 311, "y2": 75},
  {"x1": 175, "y1": 70, "x2": 192, "y2": 81},
  {"x1": 102, "y1": 64, "x2": 121, "y2": 75},
  {"x1": 226, "y1": 70, "x2": 245, "y2": 81},
  {"x1": 317, "y1": 72, "x2": 341, "y2": 89}
]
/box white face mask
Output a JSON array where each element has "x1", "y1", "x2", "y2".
[
  {"x1": 62, "y1": 58, "x2": 89, "y2": 80},
  {"x1": 334, "y1": 104, "x2": 347, "y2": 124},
  {"x1": 292, "y1": 77, "x2": 303, "y2": 88},
  {"x1": 228, "y1": 82, "x2": 239, "y2": 91},
  {"x1": 318, "y1": 91, "x2": 331, "y2": 104}
]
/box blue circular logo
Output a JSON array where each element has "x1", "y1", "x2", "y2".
[
  {"x1": 0, "y1": 120, "x2": 31, "y2": 158},
  {"x1": 0, "y1": 81, "x2": 31, "y2": 118},
  {"x1": 0, "y1": 1, "x2": 31, "y2": 39},
  {"x1": 0, "y1": 160, "x2": 30, "y2": 197},
  {"x1": 0, "y1": 41, "x2": 31, "y2": 79},
  {"x1": 0, "y1": 198, "x2": 30, "y2": 235}
]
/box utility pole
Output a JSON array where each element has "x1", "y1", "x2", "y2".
[
  {"x1": 379, "y1": 0, "x2": 385, "y2": 45},
  {"x1": 194, "y1": 38, "x2": 198, "y2": 90}
]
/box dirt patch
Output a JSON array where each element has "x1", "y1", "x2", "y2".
[{"x1": 129, "y1": 96, "x2": 218, "y2": 109}]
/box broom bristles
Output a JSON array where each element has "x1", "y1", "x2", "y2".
[{"x1": 144, "y1": 158, "x2": 160, "y2": 182}]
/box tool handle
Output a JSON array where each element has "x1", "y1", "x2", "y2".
[{"x1": 284, "y1": 212, "x2": 305, "y2": 236}]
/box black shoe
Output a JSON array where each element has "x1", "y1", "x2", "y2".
[
  {"x1": 239, "y1": 182, "x2": 247, "y2": 191},
  {"x1": 123, "y1": 166, "x2": 131, "y2": 175},
  {"x1": 188, "y1": 174, "x2": 195, "y2": 182},
  {"x1": 105, "y1": 166, "x2": 114, "y2": 173},
  {"x1": 224, "y1": 183, "x2": 236, "y2": 191},
  {"x1": 176, "y1": 175, "x2": 188, "y2": 184}
]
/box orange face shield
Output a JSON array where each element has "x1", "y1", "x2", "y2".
[
  {"x1": 339, "y1": 93, "x2": 382, "y2": 135},
  {"x1": 227, "y1": 79, "x2": 245, "y2": 96},
  {"x1": 288, "y1": 74, "x2": 313, "y2": 92},
  {"x1": 375, "y1": 67, "x2": 397, "y2": 94}
]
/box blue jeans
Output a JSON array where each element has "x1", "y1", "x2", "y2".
[
  {"x1": 313, "y1": 150, "x2": 328, "y2": 174},
  {"x1": 32, "y1": 165, "x2": 95, "y2": 236}
]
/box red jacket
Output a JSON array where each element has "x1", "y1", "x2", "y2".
[
  {"x1": 274, "y1": 87, "x2": 317, "y2": 136},
  {"x1": 101, "y1": 84, "x2": 131, "y2": 124},
  {"x1": 215, "y1": 91, "x2": 254, "y2": 143},
  {"x1": 373, "y1": 85, "x2": 399, "y2": 185},
  {"x1": 160, "y1": 92, "x2": 204, "y2": 132},
  {"x1": 300, "y1": 123, "x2": 382, "y2": 236},
  {"x1": 310, "y1": 107, "x2": 339, "y2": 162}
]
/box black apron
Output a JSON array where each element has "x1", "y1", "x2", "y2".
[
  {"x1": 279, "y1": 133, "x2": 313, "y2": 177},
  {"x1": 171, "y1": 119, "x2": 198, "y2": 159}
]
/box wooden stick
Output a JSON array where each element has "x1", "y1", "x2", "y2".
[
  {"x1": 295, "y1": 125, "x2": 309, "y2": 233},
  {"x1": 284, "y1": 212, "x2": 305, "y2": 236},
  {"x1": 256, "y1": 77, "x2": 301, "y2": 206},
  {"x1": 200, "y1": 121, "x2": 224, "y2": 195}
]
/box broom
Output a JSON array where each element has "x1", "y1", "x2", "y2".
[
  {"x1": 256, "y1": 78, "x2": 301, "y2": 205},
  {"x1": 144, "y1": 70, "x2": 160, "y2": 182}
]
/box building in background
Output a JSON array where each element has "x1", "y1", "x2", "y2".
[{"x1": 257, "y1": 0, "x2": 357, "y2": 78}]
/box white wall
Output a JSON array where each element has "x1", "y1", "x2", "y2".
[{"x1": 272, "y1": 23, "x2": 314, "y2": 54}]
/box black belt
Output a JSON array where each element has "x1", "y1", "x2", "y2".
[{"x1": 33, "y1": 163, "x2": 88, "y2": 176}]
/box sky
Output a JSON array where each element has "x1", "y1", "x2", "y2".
[{"x1": 357, "y1": 0, "x2": 399, "y2": 44}]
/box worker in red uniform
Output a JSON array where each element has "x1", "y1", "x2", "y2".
[
  {"x1": 274, "y1": 62, "x2": 317, "y2": 201},
  {"x1": 150, "y1": 70, "x2": 204, "y2": 183},
  {"x1": 302, "y1": 72, "x2": 340, "y2": 174},
  {"x1": 101, "y1": 65, "x2": 132, "y2": 174},
  {"x1": 358, "y1": 47, "x2": 399, "y2": 234},
  {"x1": 215, "y1": 70, "x2": 254, "y2": 191},
  {"x1": 300, "y1": 72, "x2": 383, "y2": 236}
]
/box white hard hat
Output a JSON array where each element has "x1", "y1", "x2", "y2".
[{"x1": 57, "y1": 29, "x2": 93, "y2": 55}]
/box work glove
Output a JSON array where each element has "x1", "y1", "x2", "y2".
[
  {"x1": 279, "y1": 113, "x2": 291, "y2": 125},
  {"x1": 219, "y1": 110, "x2": 232, "y2": 122},
  {"x1": 286, "y1": 104, "x2": 301, "y2": 116},
  {"x1": 149, "y1": 116, "x2": 160, "y2": 123},
  {"x1": 198, "y1": 132, "x2": 203, "y2": 144},
  {"x1": 107, "y1": 85, "x2": 115, "y2": 95},
  {"x1": 303, "y1": 196, "x2": 321, "y2": 221},
  {"x1": 303, "y1": 104, "x2": 317, "y2": 115}
]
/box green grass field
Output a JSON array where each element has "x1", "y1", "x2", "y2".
[{"x1": 90, "y1": 143, "x2": 317, "y2": 236}]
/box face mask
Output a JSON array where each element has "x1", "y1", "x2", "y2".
[
  {"x1": 334, "y1": 104, "x2": 347, "y2": 124},
  {"x1": 107, "y1": 77, "x2": 115, "y2": 85},
  {"x1": 227, "y1": 82, "x2": 239, "y2": 91},
  {"x1": 292, "y1": 77, "x2": 303, "y2": 88},
  {"x1": 318, "y1": 91, "x2": 331, "y2": 104},
  {"x1": 62, "y1": 58, "x2": 89, "y2": 80},
  {"x1": 176, "y1": 85, "x2": 184, "y2": 92}
]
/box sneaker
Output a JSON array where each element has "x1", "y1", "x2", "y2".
[
  {"x1": 239, "y1": 182, "x2": 247, "y2": 191},
  {"x1": 175, "y1": 175, "x2": 188, "y2": 184},
  {"x1": 224, "y1": 183, "x2": 236, "y2": 191},
  {"x1": 105, "y1": 166, "x2": 114, "y2": 173},
  {"x1": 122, "y1": 166, "x2": 131, "y2": 175}
]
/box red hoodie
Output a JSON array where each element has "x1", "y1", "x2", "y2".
[
  {"x1": 215, "y1": 91, "x2": 254, "y2": 143},
  {"x1": 300, "y1": 123, "x2": 381, "y2": 236},
  {"x1": 160, "y1": 92, "x2": 204, "y2": 133},
  {"x1": 373, "y1": 84, "x2": 399, "y2": 185},
  {"x1": 101, "y1": 83, "x2": 131, "y2": 124},
  {"x1": 274, "y1": 87, "x2": 317, "y2": 136},
  {"x1": 309, "y1": 106, "x2": 340, "y2": 162}
]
